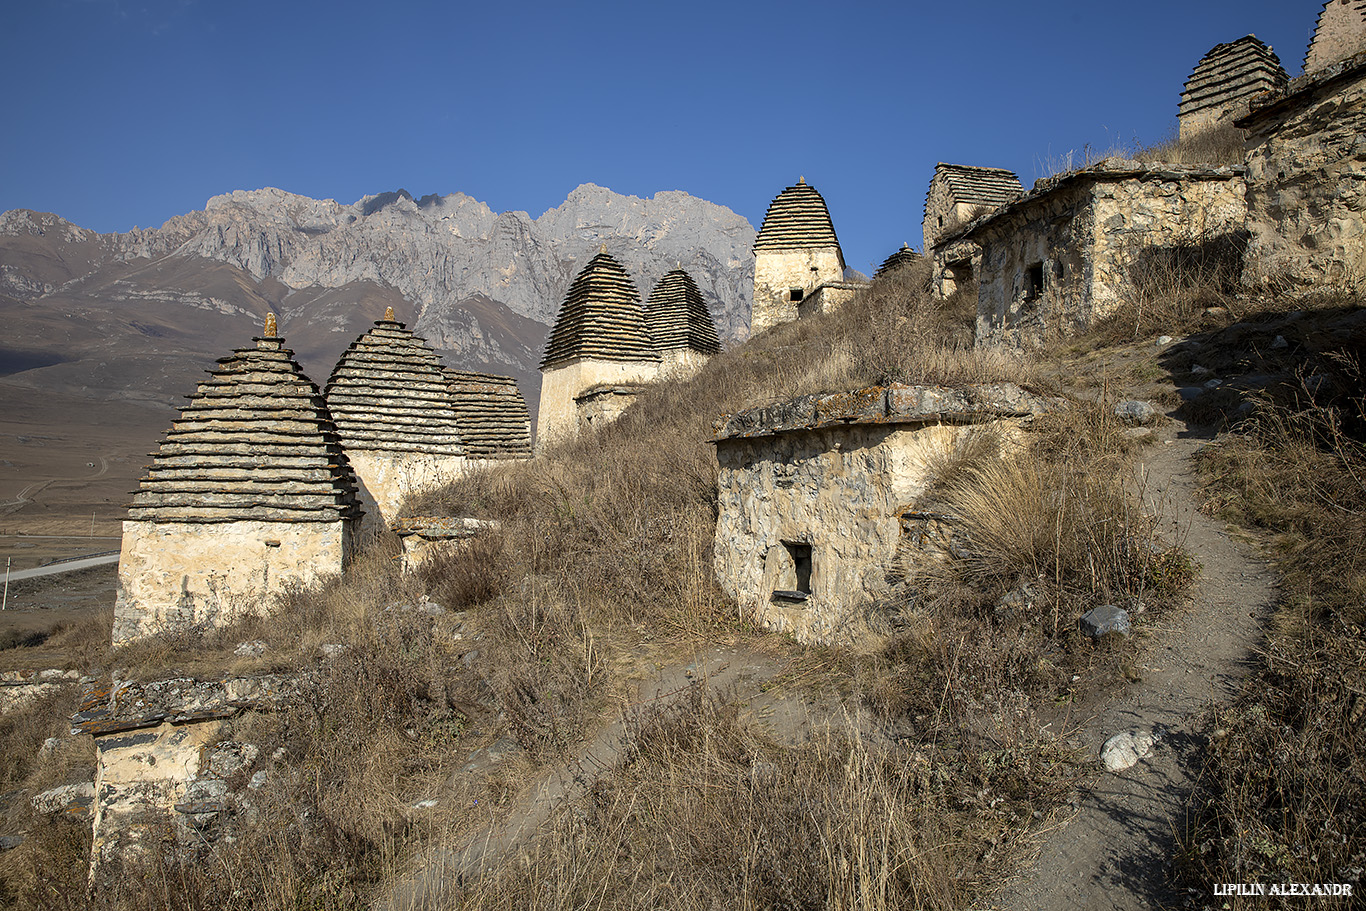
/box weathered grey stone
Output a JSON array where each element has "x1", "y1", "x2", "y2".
[
  {"x1": 1079, "y1": 604, "x2": 1132, "y2": 639},
  {"x1": 233, "y1": 640, "x2": 268, "y2": 658},
  {"x1": 1115, "y1": 400, "x2": 1159, "y2": 425},
  {"x1": 0, "y1": 835, "x2": 23, "y2": 851},
  {"x1": 960, "y1": 161, "x2": 1246, "y2": 348},
  {"x1": 1101, "y1": 729, "x2": 1158, "y2": 773}
]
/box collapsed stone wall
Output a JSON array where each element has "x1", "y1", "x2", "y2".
[
  {"x1": 74, "y1": 675, "x2": 299, "y2": 872},
  {"x1": 1239, "y1": 56, "x2": 1366, "y2": 290}
]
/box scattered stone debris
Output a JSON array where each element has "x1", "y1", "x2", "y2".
[{"x1": 234, "y1": 640, "x2": 268, "y2": 658}]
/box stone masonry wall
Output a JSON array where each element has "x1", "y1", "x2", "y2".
[
  {"x1": 346, "y1": 449, "x2": 468, "y2": 536},
  {"x1": 537, "y1": 357, "x2": 659, "y2": 449},
  {"x1": 976, "y1": 169, "x2": 1245, "y2": 348},
  {"x1": 715, "y1": 422, "x2": 975, "y2": 645},
  {"x1": 114, "y1": 519, "x2": 356, "y2": 643},
  {"x1": 1241, "y1": 62, "x2": 1366, "y2": 289},
  {"x1": 712, "y1": 383, "x2": 1051, "y2": 647},
  {"x1": 751, "y1": 249, "x2": 844, "y2": 333}
]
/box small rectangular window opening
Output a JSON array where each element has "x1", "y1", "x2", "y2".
[
  {"x1": 770, "y1": 541, "x2": 813, "y2": 603},
  {"x1": 789, "y1": 288, "x2": 805, "y2": 302}
]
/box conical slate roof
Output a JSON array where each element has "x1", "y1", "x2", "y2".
[
  {"x1": 446, "y1": 369, "x2": 533, "y2": 458},
  {"x1": 324, "y1": 311, "x2": 465, "y2": 455},
  {"x1": 128, "y1": 316, "x2": 362, "y2": 524},
  {"x1": 923, "y1": 164, "x2": 1024, "y2": 218},
  {"x1": 539, "y1": 250, "x2": 660, "y2": 370},
  {"x1": 753, "y1": 178, "x2": 843, "y2": 258},
  {"x1": 644, "y1": 268, "x2": 721, "y2": 356},
  {"x1": 1180, "y1": 36, "x2": 1287, "y2": 121},
  {"x1": 875, "y1": 244, "x2": 920, "y2": 279}
]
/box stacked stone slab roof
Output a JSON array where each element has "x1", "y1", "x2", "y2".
[
  {"x1": 325, "y1": 311, "x2": 465, "y2": 456},
  {"x1": 445, "y1": 369, "x2": 533, "y2": 458},
  {"x1": 1179, "y1": 36, "x2": 1287, "y2": 122},
  {"x1": 539, "y1": 250, "x2": 660, "y2": 370},
  {"x1": 874, "y1": 244, "x2": 920, "y2": 278},
  {"x1": 923, "y1": 164, "x2": 1024, "y2": 220},
  {"x1": 1306, "y1": 1, "x2": 1366, "y2": 73},
  {"x1": 644, "y1": 268, "x2": 721, "y2": 355},
  {"x1": 128, "y1": 320, "x2": 362, "y2": 524},
  {"x1": 753, "y1": 178, "x2": 843, "y2": 258}
]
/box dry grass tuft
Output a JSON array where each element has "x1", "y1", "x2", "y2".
[{"x1": 458, "y1": 686, "x2": 1075, "y2": 911}]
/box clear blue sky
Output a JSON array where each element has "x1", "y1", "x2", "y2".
[{"x1": 3, "y1": 0, "x2": 1317, "y2": 274}]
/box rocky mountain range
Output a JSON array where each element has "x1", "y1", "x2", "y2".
[{"x1": 0, "y1": 184, "x2": 757, "y2": 421}]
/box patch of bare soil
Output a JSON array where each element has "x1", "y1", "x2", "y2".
[{"x1": 981, "y1": 416, "x2": 1275, "y2": 910}]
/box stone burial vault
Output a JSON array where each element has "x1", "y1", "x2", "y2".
[
  {"x1": 711, "y1": 383, "x2": 1052, "y2": 647},
  {"x1": 114, "y1": 315, "x2": 364, "y2": 644}
]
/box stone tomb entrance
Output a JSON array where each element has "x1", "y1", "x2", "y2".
[{"x1": 712, "y1": 384, "x2": 1051, "y2": 646}]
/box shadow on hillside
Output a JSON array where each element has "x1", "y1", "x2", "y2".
[{"x1": 1153, "y1": 302, "x2": 1366, "y2": 438}]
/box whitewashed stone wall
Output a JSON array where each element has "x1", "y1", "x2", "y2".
[
  {"x1": 975, "y1": 167, "x2": 1246, "y2": 347},
  {"x1": 346, "y1": 449, "x2": 468, "y2": 536},
  {"x1": 658, "y1": 347, "x2": 710, "y2": 381},
  {"x1": 114, "y1": 520, "x2": 357, "y2": 642},
  {"x1": 537, "y1": 357, "x2": 658, "y2": 449},
  {"x1": 1241, "y1": 61, "x2": 1366, "y2": 290},
  {"x1": 752, "y1": 249, "x2": 843, "y2": 333}
]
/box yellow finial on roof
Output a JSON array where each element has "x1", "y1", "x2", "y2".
[
  {"x1": 599, "y1": 243, "x2": 608, "y2": 255},
  {"x1": 798, "y1": 175, "x2": 805, "y2": 184},
  {"x1": 263, "y1": 312, "x2": 277, "y2": 338},
  {"x1": 384, "y1": 306, "x2": 395, "y2": 321}
]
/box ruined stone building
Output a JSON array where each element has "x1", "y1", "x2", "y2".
[
  {"x1": 325, "y1": 310, "x2": 469, "y2": 534},
  {"x1": 115, "y1": 316, "x2": 362, "y2": 644},
  {"x1": 751, "y1": 178, "x2": 849, "y2": 332},
  {"x1": 537, "y1": 248, "x2": 660, "y2": 447},
  {"x1": 923, "y1": 164, "x2": 1024, "y2": 298},
  {"x1": 644, "y1": 266, "x2": 722, "y2": 379},
  {"x1": 711, "y1": 383, "x2": 1048, "y2": 646},
  {"x1": 1305, "y1": 0, "x2": 1366, "y2": 74},
  {"x1": 1178, "y1": 36, "x2": 1288, "y2": 143},
  {"x1": 1238, "y1": 43, "x2": 1366, "y2": 289},
  {"x1": 953, "y1": 160, "x2": 1246, "y2": 347}
]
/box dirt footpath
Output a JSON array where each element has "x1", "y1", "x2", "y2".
[{"x1": 983, "y1": 420, "x2": 1275, "y2": 910}]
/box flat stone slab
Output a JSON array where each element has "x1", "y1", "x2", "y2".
[
  {"x1": 712, "y1": 383, "x2": 1059, "y2": 441},
  {"x1": 72, "y1": 675, "x2": 302, "y2": 736}
]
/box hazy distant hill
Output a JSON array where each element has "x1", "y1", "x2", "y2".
[{"x1": 0, "y1": 185, "x2": 757, "y2": 418}]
